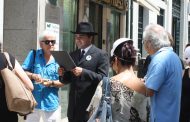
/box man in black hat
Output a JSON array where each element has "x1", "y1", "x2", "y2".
[{"x1": 59, "y1": 22, "x2": 109, "y2": 122}]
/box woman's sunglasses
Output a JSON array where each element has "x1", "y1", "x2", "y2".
[{"x1": 42, "y1": 40, "x2": 56, "y2": 45}]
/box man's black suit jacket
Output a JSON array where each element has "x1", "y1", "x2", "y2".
[{"x1": 63, "y1": 45, "x2": 109, "y2": 121}]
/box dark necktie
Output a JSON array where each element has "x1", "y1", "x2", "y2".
[{"x1": 79, "y1": 50, "x2": 85, "y2": 61}]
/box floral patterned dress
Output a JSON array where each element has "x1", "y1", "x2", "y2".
[{"x1": 87, "y1": 78, "x2": 150, "y2": 122}]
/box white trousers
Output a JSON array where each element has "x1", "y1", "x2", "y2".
[{"x1": 25, "y1": 106, "x2": 61, "y2": 122}]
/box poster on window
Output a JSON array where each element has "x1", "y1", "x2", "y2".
[{"x1": 45, "y1": 22, "x2": 59, "y2": 50}]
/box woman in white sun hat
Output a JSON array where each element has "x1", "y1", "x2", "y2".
[{"x1": 87, "y1": 38, "x2": 150, "y2": 122}]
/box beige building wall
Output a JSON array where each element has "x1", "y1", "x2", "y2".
[
  {"x1": 3, "y1": 0, "x2": 60, "y2": 63},
  {"x1": 3, "y1": 0, "x2": 38, "y2": 63}
]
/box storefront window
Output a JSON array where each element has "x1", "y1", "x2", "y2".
[
  {"x1": 89, "y1": 1, "x2": 103, "y2": 49},
  {"x1": 157, "y1": 9, "x2": 164, "y2": 26},
  {"x1": 48, "y1": 0, "x2": 57, "y2": 6},
  {"x1": 108, "y1": 11, "x2": 120, "y2": 76},
  {"x1": 172, "y1": 17, "x2": 180, "y2": 54},
  {"x1": 58, "y1": 0, "x2": 78, "y2": 119},
  {"x1": 61, "y1": 0, "x2": 78, "y2": 52},
  {"x1": 109, "y1": 10, "x2": 120, "y2": 53},
  {"x1": 138, "y1": 5, "x2": 143, "y2": 54},
  {"x1": 172, "y1": 0, "x2": 181, "y2": 54}
]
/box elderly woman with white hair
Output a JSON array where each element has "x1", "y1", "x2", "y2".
[{"x1": 22, "y1": 30, "x2": 64, "y2": 122}]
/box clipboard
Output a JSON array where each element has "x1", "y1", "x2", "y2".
[{"x1": 51, "y1": 51, "x2": 76, "y2": 71}]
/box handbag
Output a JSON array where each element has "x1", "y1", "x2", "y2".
[
  {"x1": 88, "y1": 77, "x2": 113, "y2": 122},
  {"x1": 1, "y1": 52, "x2": 37, "y2": 115}
]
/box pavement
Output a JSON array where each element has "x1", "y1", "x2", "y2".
[
  {"x1": 61, "y1": 117, "x2": 68, "y2": 122},
  {"x1": 19, "y1": 116, "x2": 68, "y2": 122}
]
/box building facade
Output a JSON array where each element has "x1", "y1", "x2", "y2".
[
  {"x1": 1, "y1": 0, "x2": 190, "y2": 120},
  {"x1": 2, "y1": 0, "x2": 189, "y2": 62},
  {"x1": 134, "y1": 0, "x2": 189, "y2": 58}
]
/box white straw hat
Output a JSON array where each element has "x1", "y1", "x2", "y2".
[{"x1": 110, "y1": 38, "x2": 132, "y2": 56}]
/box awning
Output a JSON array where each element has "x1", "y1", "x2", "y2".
[{"x1": 135, "y1": 0, "x2": 160, "y2": 15}]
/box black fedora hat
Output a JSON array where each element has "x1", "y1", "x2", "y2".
[{"x1": 71, "y1": 22, "x2": 98, "y2": 35}]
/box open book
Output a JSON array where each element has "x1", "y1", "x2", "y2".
[{"x1": 51, "y1": 51, "x2": 76, "y2": 71}]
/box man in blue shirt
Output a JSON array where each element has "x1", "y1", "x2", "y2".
[
  {"x1": 22, "y1": 30, "x2": 64, "y2": 122},
  {"x1": 141, "y1": 24, "x2": 182, "y2": 122}
]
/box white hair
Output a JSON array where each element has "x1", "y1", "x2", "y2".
[
  {"x1": 39, "y1": 30, "x2": 56, "y2": 41},
  {"x1": 143, "y1": 24, "x2": 170, "y2": 51}
]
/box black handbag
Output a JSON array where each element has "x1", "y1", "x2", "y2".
[{"x1": 88, "y1": 77, "x2": 113, "y2": 122}]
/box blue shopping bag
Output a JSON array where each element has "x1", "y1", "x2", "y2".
[{"x1": 88, "y1": 77, "x2": 113, "y2": 122}]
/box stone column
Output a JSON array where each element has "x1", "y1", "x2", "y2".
[{"x1": 180, "y1": 0, "x2": 188, "y2": 58}]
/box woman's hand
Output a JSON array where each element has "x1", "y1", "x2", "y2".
[
  {"x1": 41, "y1": 79, "x2": 53, "y2": 87},
  {"x1": 32, "y1": 73, "x2": 42, "y2": 83}
]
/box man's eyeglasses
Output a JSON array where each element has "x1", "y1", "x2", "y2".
[{"x1": 42, "y1": 40, "x2": 56, "y2": 45}]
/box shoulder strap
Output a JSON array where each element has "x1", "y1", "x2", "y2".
[
  {"x1": 9, "y1": 53, "x2": 15, "y2": 68},
  {"x1": 32, "y1": 49, "x2": 36, "y2": 58},
  {"x1": 32, "y1": 49, "x2": 36, "y2": 72},
  {"x1": 184, "y1": 68, "x2": 189, "y2": 77},
  {"x1": 0, "y1": 53, "x2": 8, "y2": 69},
  {"x1": 102, "y1": 77, "x2": 111, "y2": 98},
  {"x1": 32, "y1": 49, "x2": 36, "y2": 64},
  {"x1": 101, "y1": 77, "x2": 112, "y2": 120},
  {"x1": 3, "y1": 52, "x2": 13, "y2": 70}
]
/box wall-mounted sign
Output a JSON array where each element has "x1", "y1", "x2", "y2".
[
  {"x1": 92, "y1": 0, "x2": 128, "y2": 11},
  {"x1": 46, "y1": 22, "x2": 59, "y2": 50}
]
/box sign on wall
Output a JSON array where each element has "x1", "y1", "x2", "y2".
[{"x1": 45, "y1": 22, "x2": 60, "y2": 50}]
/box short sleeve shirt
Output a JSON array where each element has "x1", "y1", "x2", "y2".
[
  {"x1": 22, "y1": 49, "x2": 60, "y2": 111},
  {"x1": 145, "y1": 47, "x2": 182, "y2": 122}
]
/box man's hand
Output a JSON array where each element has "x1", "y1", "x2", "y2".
[{"x1": 72, "y1": 67, "x2": 83, "y2": 76}]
